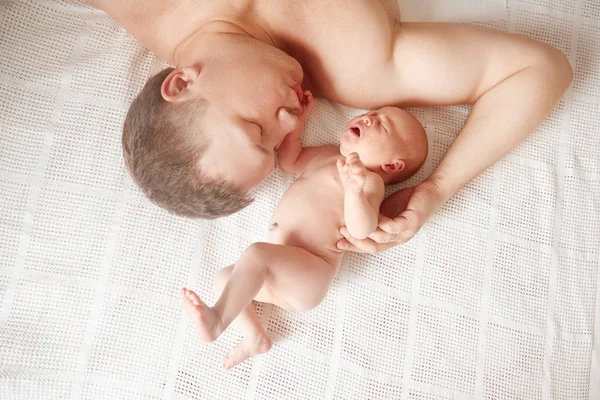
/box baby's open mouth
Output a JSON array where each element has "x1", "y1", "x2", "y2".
[{"x1": 350, "y1": 125, "x2": 361, "y2": 138}]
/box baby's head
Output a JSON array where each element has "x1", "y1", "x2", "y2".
[{"x1": 340, "y1": 107, "x2": 428, "y2": 184}]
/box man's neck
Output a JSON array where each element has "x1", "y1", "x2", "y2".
[
  {"x1": 91, "y1": 0, "x2": 282, "y2": 65},
  {"x1": 173, "y1": 17, "x2": 277, "y2": 67}
]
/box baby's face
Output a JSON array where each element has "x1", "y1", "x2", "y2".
[{"x1": 340, "y1": 107, "x2": 423, "y2": 170}]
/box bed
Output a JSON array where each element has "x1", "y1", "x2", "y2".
[{"x1": 0, "y1": 0, "x2": 598, "y2": 399}]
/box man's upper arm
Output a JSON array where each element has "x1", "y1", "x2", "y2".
[{"x1": 385, "y1": 22, "x2": 563, "y2": 107}]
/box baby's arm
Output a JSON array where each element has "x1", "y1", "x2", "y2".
[
  {"x1": 277, "y1": 91, "x2": 316, "y2": 175},
  {"x1": 279, "y1": 145, "x2": 332, "y2": 175},
  {"x1": 337, "y1": 153, "x2": 385, "y2": 239}
]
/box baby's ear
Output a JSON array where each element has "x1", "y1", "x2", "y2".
[
  {"x1": 161, "y1": 66, "x2": 201, "y2": 103},
  {"x1": 382, "y1": 158, "x2": 405, "y2": 174}
]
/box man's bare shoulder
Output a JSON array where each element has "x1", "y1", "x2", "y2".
[
  {"x1": 278, "y1": 0, "x2": 400, "y2": 107},
  {"x1": 89, "y1": 0, "x2": 172, "y2": 21},
  {"x1": 89, "y1": 0, "x2": 203, "y2": 62}
]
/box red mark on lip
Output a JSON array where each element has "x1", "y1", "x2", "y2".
[{"x1": 292, "y1": 84, "x2": 304, "y2": 103}]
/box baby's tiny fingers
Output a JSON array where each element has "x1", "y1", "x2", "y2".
[
  {"x1": 350, "y1": 162, "x2": 365, "y2": 174},
  {"x1": 302, "y1": 91, "x2": 313, "y2": 106},
  {"x1": 346, "y1": 152, "x2": 360, "y2": 163}
]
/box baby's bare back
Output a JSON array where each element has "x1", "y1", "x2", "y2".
[{"x1": 268, "y1": 152, "x2": 345, "y2": 264}]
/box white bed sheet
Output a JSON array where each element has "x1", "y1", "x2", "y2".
[{"x1": 0, "y1": 0, "x2": 599, "y2": 399}]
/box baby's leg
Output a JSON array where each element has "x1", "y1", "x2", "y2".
[
  {"x1": 183, "y1": 264, "x2": 300, "y2": 369},
  {"x1": 182, "y1": 283, "x2": 271, "y2": 370},
  {"x1": 216, "y1": 242, "x2": 337, "y2": 324},
  {"x1": 182, "y1": 242, "x2": 337, "y2": 342}
]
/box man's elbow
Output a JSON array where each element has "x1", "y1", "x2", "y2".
[{"x1": 537, "y1": 44, "x2": 573, "y2": 90}]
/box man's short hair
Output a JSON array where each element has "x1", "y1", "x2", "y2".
[{"x1": 122, "y1": 68, "x2": 253, "y2": 219}]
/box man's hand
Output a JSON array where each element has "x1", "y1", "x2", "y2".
[
  {"x1": 336, "y1": 179, "x2": 447, "y2": 253},
  {"x1": 337, "y1": 153, "x2": 367, "y2": 193}
]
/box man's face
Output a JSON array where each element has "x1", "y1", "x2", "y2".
[{"x1": 193, "y1": 35, "x2": 308, "y2": 190}]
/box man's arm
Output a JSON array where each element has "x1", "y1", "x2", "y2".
[
  {"x1": 337, "y1": 154, "x2": 385, "y2": 239},
  {"x1": 339, "y1": 23, "x2": 572, "y2": 252},
  {"x1": 390, "y1": 23, "x2": 571, "y2": 195}
]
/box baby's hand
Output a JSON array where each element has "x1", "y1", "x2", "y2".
[
  {"x1": 337, "y1": 153, "x2": 367, "y2": 193},
  {"x1": 278, "y1": 90, "x2": 314, "y2": 148},
  {"x1": 298, "y1": 90, "x2": 314, "y2": 123}
]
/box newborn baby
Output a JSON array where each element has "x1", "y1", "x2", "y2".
[{"x1": 182, "y1": 99, "x2": 428, "y2": 369}]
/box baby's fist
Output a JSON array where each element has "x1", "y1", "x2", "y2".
[
  {"x1": 298, "y1": 90, "x2": 314, "y2": 122},
  {"x1": 337, "y1": 152, "x2": 367, "y2": 193}
]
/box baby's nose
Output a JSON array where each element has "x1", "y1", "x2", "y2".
[{"x1": 362, "y1": 115, "x2": 373, "y2": 126}]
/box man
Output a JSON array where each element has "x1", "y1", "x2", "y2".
[{"x1": 92, "y1": 0, "x2": 572, "y2": 252}]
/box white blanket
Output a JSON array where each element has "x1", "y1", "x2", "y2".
[{"x1": 1, "y1": 0, "x2": 599, "y2": 399}]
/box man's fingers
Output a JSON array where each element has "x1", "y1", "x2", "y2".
[
  {"x1": 336, "y1": 239, "x2": 370, "y2": 253},
  {"x1": 338, "y1": 227, "x2": 379, "y2": 254},
  {"x1": 377, "y1": 214, "x2": 398, "y2": 234},
  {"x1": 374, "y1": 210, "x2": 421, "y2": 243},
  {"x1": 391, "y1": 209, "x2": 421, "y2": 240},
  {"x1": 367, "y1": 228, "x2": 394, "y2": 244}
]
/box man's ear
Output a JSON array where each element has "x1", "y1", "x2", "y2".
[
  {"x1": 161, "y1": 66, "x2": 201, "y2": 103},
  {"x1": 382, "y1": 158, "x2": 405, "y2": 174}
]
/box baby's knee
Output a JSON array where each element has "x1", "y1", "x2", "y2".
[
  {"x1": 240, "y1": 242, "x2": 271, "y2": 265},
  {"x1": 295, "y1": 297, "x2": 323, "y2": 312},
  {"x1": 296, "y1": 279, "x2": 333, "y2": 311}
]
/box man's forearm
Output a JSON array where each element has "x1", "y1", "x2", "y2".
[{"x1": 430, "y1": 50, "x2": 572, "y2": 200}]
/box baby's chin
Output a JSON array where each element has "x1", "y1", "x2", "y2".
[{"x1": 339, "y1": 142, "x2": 349, "y2": 157}]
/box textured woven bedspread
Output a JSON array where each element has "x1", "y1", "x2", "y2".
[{"x1": 0, "y1": 0, "x2": 599, "y2": 399}]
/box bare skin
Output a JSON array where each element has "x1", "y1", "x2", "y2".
[
  {"x1": 90, "y1": 0, "x2": 572, "y2": 249},
  {"x1": 181, "y1": 107, "x2": 427, "y2": 369}
]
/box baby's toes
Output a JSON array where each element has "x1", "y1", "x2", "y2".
[{"x1": 187, "y1": 291, "x2": 202, "y2": 305}]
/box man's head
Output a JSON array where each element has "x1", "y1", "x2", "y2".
[
  {"x1": 123, "y1": 68, "x2": 254, "y2": 218},
  {"x1": 340, "y1": 107, "x2": 428, "y2": 184},
  {"x1": 122, "y1": 32, "x2": 311, "y2": 218}
]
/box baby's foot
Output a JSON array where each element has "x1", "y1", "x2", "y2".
[
  {"x1": 181, "y1": 288, "x2": 224, "y2": 342},
  {"x1": 222, "y1": 334, "x2": 272, "y2": 370}
]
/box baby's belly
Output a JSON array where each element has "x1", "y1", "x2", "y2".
[
  {"x1": 267, "y1": 180, "x2": 344, "y2": 263},
  {"x1": 267, "y1": 220, "x2": 343, "y2": 263}
]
